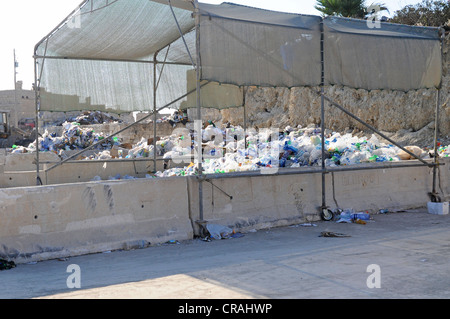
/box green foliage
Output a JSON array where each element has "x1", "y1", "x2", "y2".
[
  {"x1": 315, "y1": 0, "x2": 364, "y2": 18},
  {"x1": 315, "y1": 0, "x2": 388, "y2": 19},
  {"x1": 389, "y1": 0, "x2": 450, "y2": 27}
]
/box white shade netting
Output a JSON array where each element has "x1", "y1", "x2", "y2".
[
  {"x1": 198, "y1": 3, "x2": 323, "y2": 87},
  {"x1": 35, "y1": 0, "x2": 197, "y2": 114},
  {"x1": 35, "y1": 0, "x2": 443, "y2": 115},
  {"x1": 323, "y1": 16, "x2": 442, "y2": 91},
  {"x1": 37, "y1": 0, "x2": 195, "y2": 61},
  {"x1": 37, "y1": 58, "x2": 191, "y2": 114}
]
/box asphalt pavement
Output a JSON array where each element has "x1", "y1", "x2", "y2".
[{"x1": 1, "y1": 207, "x2": 449, "y2": 299}]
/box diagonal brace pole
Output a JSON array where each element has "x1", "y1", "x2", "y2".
[
  {"x1": 44, "y1": 82, "x2": 210, "y2": 174},
  {"x1": 311, "y1": 88, "x2": 434, "y2": 167}
]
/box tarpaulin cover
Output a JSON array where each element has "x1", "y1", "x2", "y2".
[
  {"x1": 35, "y1": 0, "x2": 442, "y2": 114},
  {"x1": 323, "y1": 16, "x2": 442, "y2": 91},
  {"x1": 198, "y1": 3, "x2": 323, "y2": 87},
  {"x1": 36, "y1": 0, "x2": 196, "y2": 113}
]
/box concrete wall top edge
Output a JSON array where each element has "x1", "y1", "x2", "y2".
[{"x1": 0, "y1": 157, "x2": 447, "y2": 191}]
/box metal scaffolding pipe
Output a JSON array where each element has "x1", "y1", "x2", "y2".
[
  {"x1": 153, "y1": 51, "x2": 159, "y2": 173},
  {"x1": 167, "y1": 0, "x2": 196, "y2": 68},
  {"x1": 39, "y1": 157, "x2": 169, "y2": 165},
  {"x1": 319, "y1": 18, "x2": 327, "y2": 213},
  {"x1": 243, "y1": 87, "x2": 247, "y2": 149},
  {"x1": 34, "y1": 57, "x2": 42, "y2": 186},
  {"x1": 314, "y1": 89, "x2": 434, "y2": 167},
  {"x1": 431, "y1": 29, "x2": 445, "y2": 201},
  {"x1": 44, "y1": 82, "x2": 209, "y2": 174},
  {"x1": 199, "y1": 161, "x2": 438, "y2": 181},
  {"x1": 32, "y1": 55, "x2": 192, "y2": 67},
  {"x1": 194, "y1": 0, "x2": 204, "y2": 222},
  {"x1": 431, "y1": 88, "x2": 442, "y2": 201}
]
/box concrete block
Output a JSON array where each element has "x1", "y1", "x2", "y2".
[
  {"x1": 4, "y1": 152, "x2": 58, "y2": 171},
  {"x1": 187, "y1": 159, "x2": 450, "y2": 236},
  {"x1": 0, "y1": 177, "x2": 193, "y2": 263},
  {"x1": 0, "y1": 156, "x2": 448, "y2": 264},
  {"x1": 427, "y1": 201, "x2": 449, "y2": 215},
  {"x1": 188, "y1": 172, "x2": 322, "y2": 235}
]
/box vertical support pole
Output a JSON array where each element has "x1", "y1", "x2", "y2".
[
  {"x1": 153, "y1": 52, "x2": 158, "y2": 173},
  {"x1": 319, "y1": 18, "x2": 328, "y2": 214},
  {"x1": 432, "y1": 87, "x2": 441, "y2": 200},
  {"x1": 321, "y1": 90, "x2": 326, "y2": 208},
  {"x1": 13, "y1": 49, "x2": 18, "y2": 130},
  {"x1": 34, "y1": 57, "x2": 42, "y2": 186},
  {"x1": 194, "y1": 0, "x2": 204, "y2": 222},
  {"x1": 243, "y1": 87, "x2": 247, "y2": 149},
  {"x1": 431, "y1": 28, "x2": 444, "y2": 202}
]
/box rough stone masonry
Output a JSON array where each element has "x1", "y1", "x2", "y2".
[{"x1": 201, "y1": 33, "x2": 450, "y2": 148}]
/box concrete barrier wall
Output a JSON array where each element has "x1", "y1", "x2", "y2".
[
  {"x1": 438, "y1": 157, "x2": 450, "y2": 202},
  {"x1": 188, "y1": 159, "x2": 450, "y2": 233},
  {"x1": 188, "y1": 173, "x2": 323, "y2": 234},
  {"x1": 0, "y1": 153, "x2": 182, "y2": 188},
  {"x1": 0, "y1": 158, "x2": 448, "y2": 264},
  {"x1": 0, "y1": 177, "x2": 193, "y2": 263}
]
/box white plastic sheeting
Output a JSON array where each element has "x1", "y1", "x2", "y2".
[
  {"x1": 323, "y1": 17, "x2": 442, "y2": 91},
  {"x1": 198, "y1": 4, "x2": 323, "y2": 87},
  {"x1": 35, "y1": 0, "x2": 196, "y2": 113},
  {"x1": 35, "y1": 0, "x2": 442, "y2": 114}
]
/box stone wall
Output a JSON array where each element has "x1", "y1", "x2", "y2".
[{"x1": 0, "y1": 82, "x2": 35, "y2": 128}]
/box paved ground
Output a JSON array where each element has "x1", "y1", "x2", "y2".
[{"x1": 1, "y1": 208, "x2": 449, "y2": 299}]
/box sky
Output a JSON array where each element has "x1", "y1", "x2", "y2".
[{"x1": 0, "y1": 0, "x2": 424, "y2": 91}]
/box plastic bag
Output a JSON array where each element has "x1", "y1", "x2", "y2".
[{"x1": 206, "y1": 224, "x2": 233, "y2": 240}]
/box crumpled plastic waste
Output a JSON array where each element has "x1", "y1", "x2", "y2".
[
  {"x1": 206, "y1": 223, "x2": 234, "y2": 240},
  {"x1": 23, "y1": 122, "x2": 115, "y2": 155},
  {"x1": 15, "y1": 121, "x2": 449, "y2": 179},
  {"x1": 154, "y1": 110, "x2": 188, "y2": 126},
  {"x1": 153, "y1": 124, "x2": 448, "y2": 177},
  {"x1": 437, "y1": 145, "x2": 449, "y2": 157},
  {"x1": 69, "y1": 111, "x2": 122, "y2": 125},
  {"x1": 336, "y1": 209, "x2": 371, "y2": 223},
  {"x1": 0, "y1": 258, "x2": 16, "y2": 271},
  {"x1": 124, "y1": 137, "x2": 154, "y2": 159},
  {"x1": 11, "y1": 145, "x2": 29, "y2": 154}
]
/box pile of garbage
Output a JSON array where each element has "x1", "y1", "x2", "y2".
[
  {"x1": 11, "y1": 122, "x2": 450, "y2": 178},
  {"x1": 437, "y1": 144, "x2": 449, "y2": 158},
  {"x1": 153, "y1": 124, "x2": 450, "y2": 177},
  {"x1": 12, "y1": 122, "x2": 115, "y2": 154},
  {"x1": 154, "y1": 110, "x2": 188, "y2": 127},
  {"x1": 68, "y1": 111, "x2": 122, "y2": 125}
]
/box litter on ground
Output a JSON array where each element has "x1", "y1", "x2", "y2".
[
  {"x1": 319, "y1": 231, "x2": 351, "y2": 238},
  {"x1": 0, "y1": 259, "x2": 16, "y2": 271}
]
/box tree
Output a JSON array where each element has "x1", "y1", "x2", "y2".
[
  {"x1": 389, "y1": 0, "x2": 450, "y2": 27},
  {"x1": 315, "y1": 0, "x2": 388, "y2": 19}
]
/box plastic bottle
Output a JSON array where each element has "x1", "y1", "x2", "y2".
[
  {"x1": 336, "y1": 209, "x2": 354, "y2": 223},
  {"x1": 351, "y1": 212, "x2": 370, "y2": 221},
  {"x1": 283, "y1": 141, "x2": 298, "y2": 154}
]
